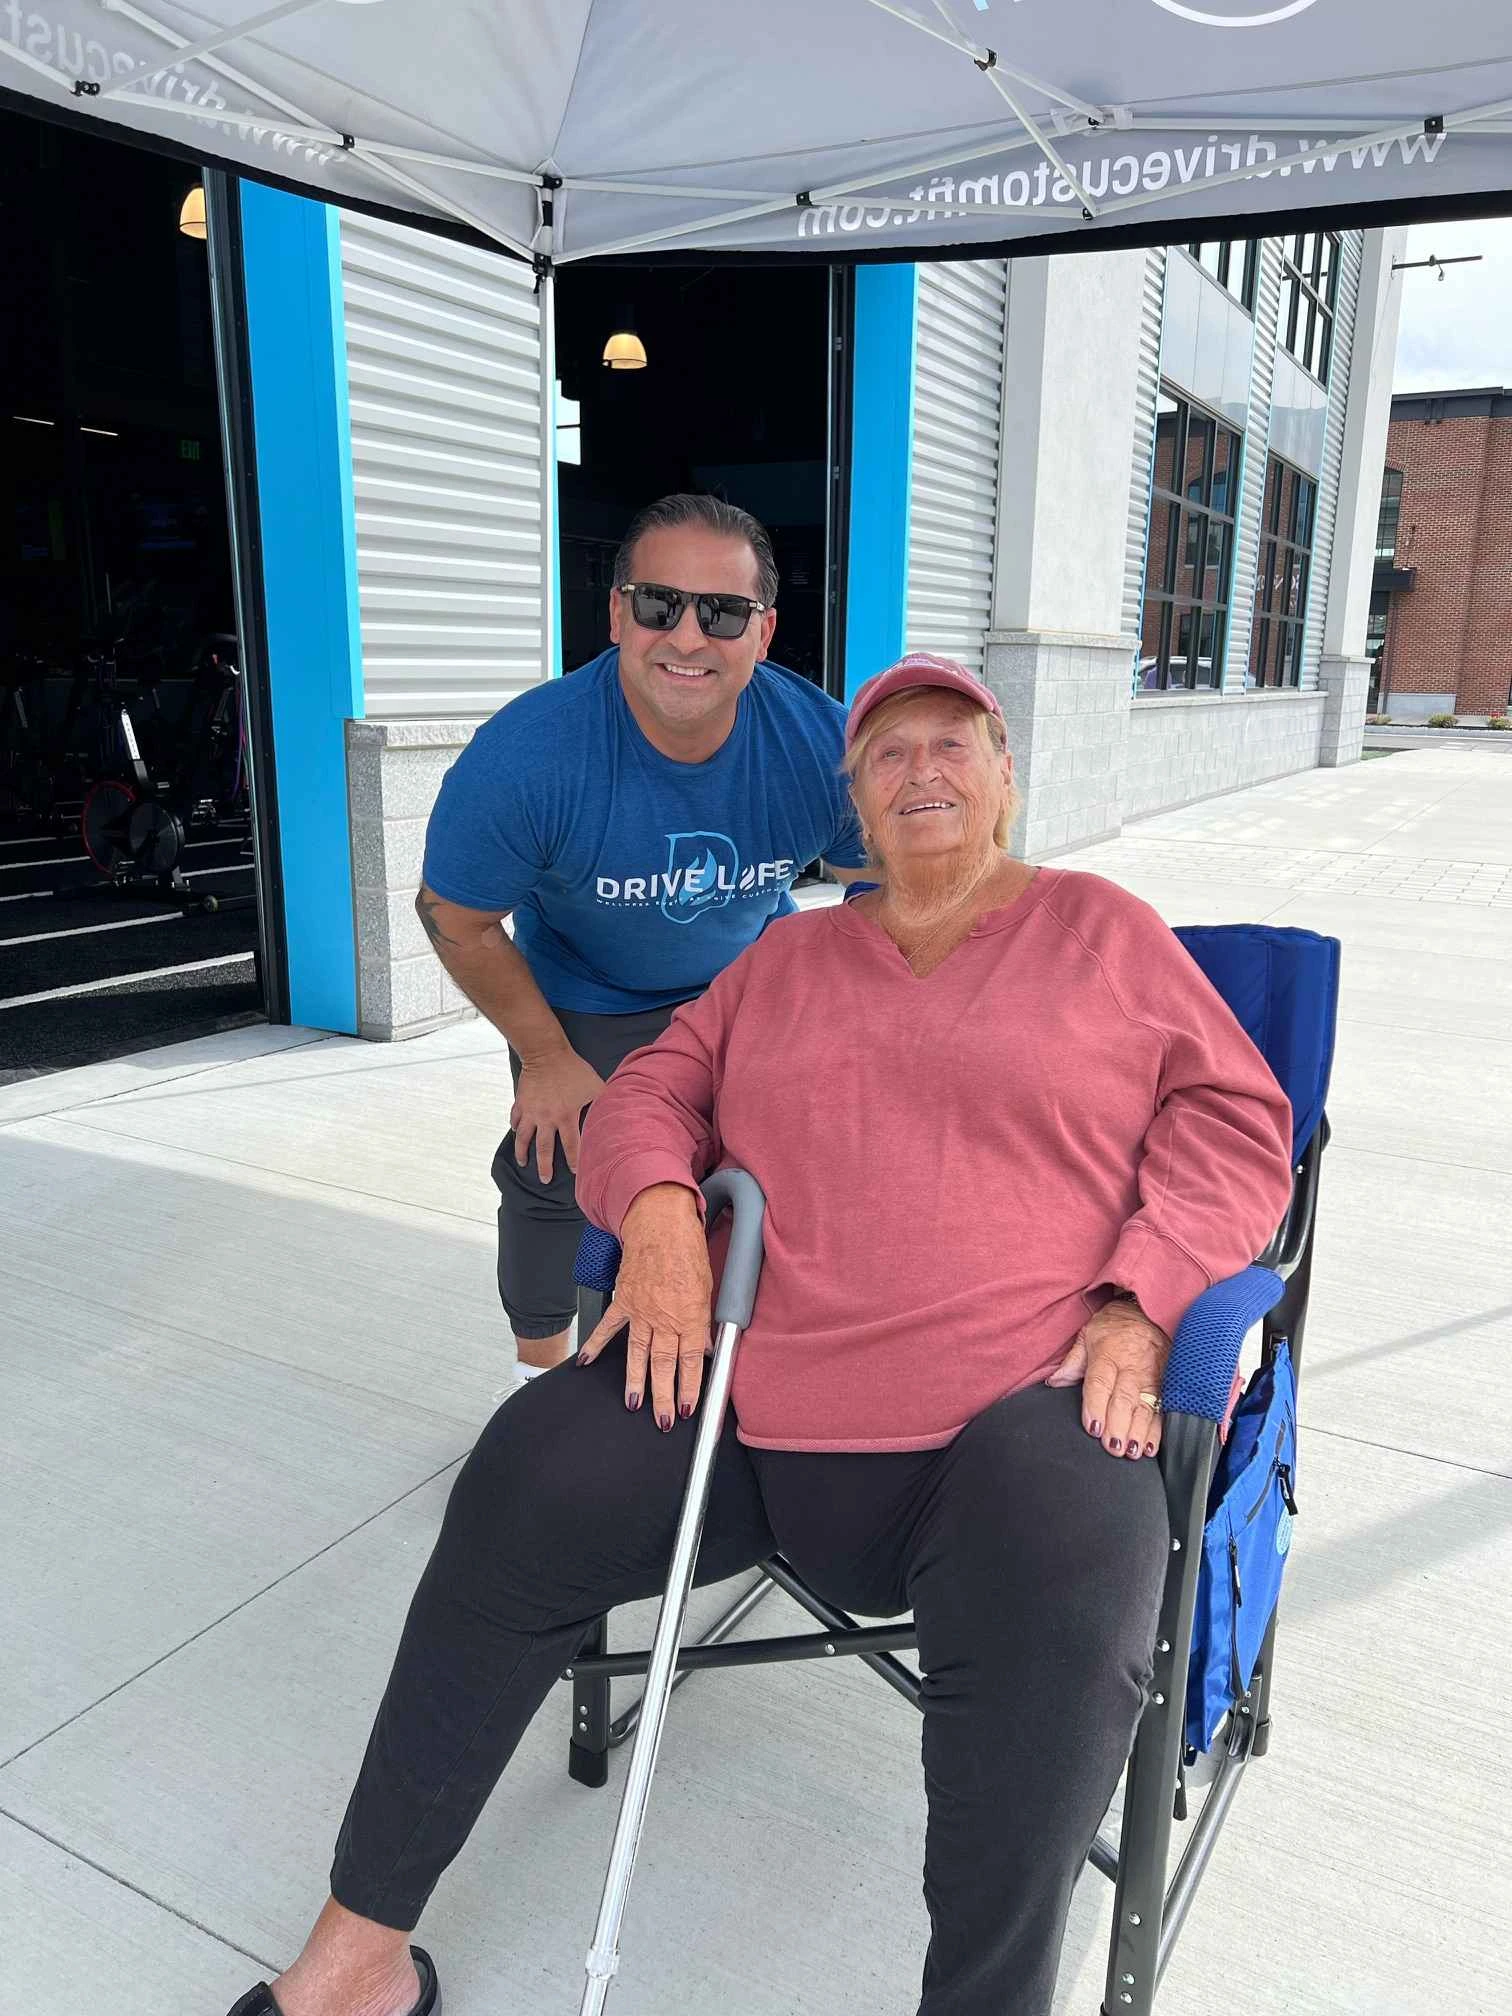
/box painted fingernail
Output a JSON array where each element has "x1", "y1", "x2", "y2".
[
  {"x1": 1127, "y1": 1445, "x2": 1140, "y2": 1460},
  {"x1": 625, "y1": 1391, "x2": 641, "y2": 1411},
  {"x1": 1145, "y1": 1442, "x2": 1158, "y2": 1458},
  {"x1": 577, "y1": 1351, "x2": 592, "y2": 1367},
  {"x1": 1088, "y1": 1420, "x2": 1102, "y2": 1438},
  {"x1": 658, "y1": 1412, "x2": 673, "y2": 1433},
  {"x1": 678, "y1": 1400, "x2": 694, "y2": 1419},
  {"x1": 1109, "y1": 1437, "x2": 1122, "y2": 1453}
]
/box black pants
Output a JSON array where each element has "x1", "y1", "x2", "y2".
[
  {"x1": 492, "y1": 1002, "x2": 686, "y2": 1339},
  {"x1": 330, "y1": 1344, "x2": 1168, "y2": 2016}
]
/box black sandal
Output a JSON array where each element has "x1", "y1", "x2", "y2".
[{"x1": 226, "y1": 1945, "x2": 440, "y2": 2016}]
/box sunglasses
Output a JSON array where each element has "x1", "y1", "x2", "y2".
[{"x1": 619, "y1": 581, "x2": 769, "y2": 641}]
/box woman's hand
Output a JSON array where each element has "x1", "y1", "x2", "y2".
[
  {"x1": 578, "y1": 1183, "x2": 712, "y2": 1430},
  {"x1": 1047, "y1": 1299, "x2": 1172, "y2": 1461}
]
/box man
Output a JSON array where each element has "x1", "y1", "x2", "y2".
[{"x1": 416, "y1": 493, "x2": 867, "y2": 1373}]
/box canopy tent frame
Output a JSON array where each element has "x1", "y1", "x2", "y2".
[{"x1": 2, "y1": 0, "x2": 1509, "y2": 270}]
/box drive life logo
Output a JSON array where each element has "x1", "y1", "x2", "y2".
[
  {"x1": 595, "y1": 832, "x2": 797, "y2": 924},
  {"x1": 1149, "y1": 0, "x2": 1320, "y2": 23}
]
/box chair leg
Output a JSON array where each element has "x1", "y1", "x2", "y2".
[
  {"x1": 1247, "y1": 1608, "x2": 1282, "y2": 1758},
  {"x1": 567, "y1": 1288, "x2": 613, "y2": 1788},
  {"x1": 569, "y1": 1614, "x2": 611, "y2": 1788},
  {"x1": 1103, "y1": 1410, "x2": 1216, "y2": 2015}
]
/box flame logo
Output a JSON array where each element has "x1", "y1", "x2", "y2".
[{"x1": 661, "y1": 831, "x2": 739, "y2": 925}]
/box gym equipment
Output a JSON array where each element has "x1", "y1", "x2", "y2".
[
  {"x1": 80, "y1": 632, "x2": 252, "y2": 907},
  {"x1": 0, "y1": 652, "x2": 53, "y2": 821}
]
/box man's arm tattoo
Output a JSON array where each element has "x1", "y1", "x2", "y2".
[{"x1": 415, "y1": 888, "x2": 459, "y2": 952}]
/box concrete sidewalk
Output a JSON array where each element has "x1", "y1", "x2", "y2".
[{"x1": 1, "y1": 746, "x2": 1508, "y2": 2016}]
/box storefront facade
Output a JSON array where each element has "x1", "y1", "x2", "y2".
[
  {"x1": 231, "y1": 184, "x2": 1402, "y2": 1044},
  {"x1": 984, "y1": 228, "x2": 1404, "y2": 858}
]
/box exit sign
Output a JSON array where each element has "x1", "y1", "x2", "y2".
[{"x1": 179, "y1": 438, "x2": 202, "y2": 461}]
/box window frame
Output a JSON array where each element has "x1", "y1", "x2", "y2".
[
  {"x1": 1248, "y1": 455, "x2": 1319, "y2": 691},
  {"x1": 1278, "y1": 231, "x2": 1341, "y2": 386},
  {"x1": 1184, "y1": 238, "x2": 1259, "y2": 313},
  {"x1": 1375, "y1": 467, "x2": 1403, "y2": 563},
  {"x1": 1140, "y1": 386, "x2": 1244, "y2": 696}
]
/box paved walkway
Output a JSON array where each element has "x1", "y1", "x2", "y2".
[
  {"x1": 1364, "y1": 724, "x2": 1512, "y2": 754},
  {"x1": 1, "y1": 746, "x2": 1507, "y2": 2016}
]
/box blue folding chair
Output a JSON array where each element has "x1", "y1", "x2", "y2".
[{"x1": 563, "y1": 922, "x2": 1340, "y2": 2015}]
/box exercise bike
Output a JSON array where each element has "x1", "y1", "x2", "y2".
[
  {"x1": 0, "y1": 650, "x2": 54, "y2": 824},
  {"x1": 80, "y1": 633, "x2": 254, "y2": 912}
]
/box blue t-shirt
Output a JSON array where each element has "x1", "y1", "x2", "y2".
[{"x1": 422, "y1": 648, "x2": 866, "y2": 1013}]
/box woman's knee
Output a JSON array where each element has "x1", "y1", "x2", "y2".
[
  {"x1": 445, "y1": 1370, "x2": 631, "y2": 1555},
  {"x1": 912, "y1": 1385, "x2": 1168, "y2": 1680}
]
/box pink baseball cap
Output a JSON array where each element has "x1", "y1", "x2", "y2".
[{"x1": 845, "y1": 652, "x2": 1004, "y2": 747}]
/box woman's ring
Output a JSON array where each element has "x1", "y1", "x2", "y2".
[{"x1": 1138, "y1": 1391, "x2": 1161, "y2": 1410}]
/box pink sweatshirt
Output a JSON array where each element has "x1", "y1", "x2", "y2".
[{"x1": 576, "y1": 868, "x2": 1295, "y2": 1453}]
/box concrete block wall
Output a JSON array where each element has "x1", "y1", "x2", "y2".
[
  {"x1": 1121, "y1": 691, "x2": 1325, "y2": 820},
  {"x1": 346, "y1": 719, "x2": 480, "y2": 1040},
  {"x1": 1318, "y1": 654, "x2": 1371, "y2": 766},
  {"x1": 985, "y1": 633, "x2": 1132, "y2": 858}
]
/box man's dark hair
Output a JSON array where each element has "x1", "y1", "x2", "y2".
[{"x1": 613, "y1": 493, "x2": 779, "y2": 606}]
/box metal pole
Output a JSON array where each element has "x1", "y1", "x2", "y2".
[
  {"x1": 579, "y1": 1315, "x2": 746, "y2": 2013},
  {"x1": 202, "y1": 168, "x2": 289, "y2": 1022},
  {"x1": 608, "y1": 1573, "x2": 777, "y2": 1746},
  {"x1": 538, "y1": 261, "x2": 559, "y2": 684}
]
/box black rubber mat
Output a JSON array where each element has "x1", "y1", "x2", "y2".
[
  {"x1": 0, "y1": 870, "x2": 256, "y2": 945},
  {"x1": 0, "y1": 834, "x2": 250, "y2": 901},
  {"x1": 0, "y1": 959, "x2": 262, "y2": 1082},
  {"x1": 1, "y1": 902, "x2": 257, "y2": 998}
]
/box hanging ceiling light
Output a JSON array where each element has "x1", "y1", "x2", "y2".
[
  {"x1": 602, "y1": 316, "x2": 647, "y2": 370},
  {"x1": 179, "y1": 185, "x2": 207, "y2": 240}
]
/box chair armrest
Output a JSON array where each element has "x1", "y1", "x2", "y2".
[
  {"x1": 574, "y1": 1223, "x2": 623, "y2": 1295},
  {"x1": 579, "y1": 1240, "x2": 1285, "y2": 1416},
  {"x1": 1162, "y1": 1265, "x2": 1285, "y2": 1422},
  {"x1": 571, "y1": 1170, "x2": 767, "y2": 1328}
]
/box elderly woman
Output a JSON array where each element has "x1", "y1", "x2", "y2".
[{"x1": 231, "y1": 655, "x2": 1293, "y2": 2016}]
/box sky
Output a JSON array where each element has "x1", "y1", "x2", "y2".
[{"x1": 1392, "y1": 216, "x2": 1512, "y2": 393}]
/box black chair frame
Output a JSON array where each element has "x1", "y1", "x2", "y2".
[{"x1": 561, "y1": 1120, "x2": 1326, "y2": 2016}]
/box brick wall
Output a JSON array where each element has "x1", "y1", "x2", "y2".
[
  {"x1": 1382, "y1": 411, "x2": 1512, "y2": 717},
  {"x1": 1466, "y1": 419, "x2": 1512, "y2": 716}
]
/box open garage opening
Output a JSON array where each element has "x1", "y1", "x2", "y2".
[
  {"x1": 553, "y1": 264, "x2": 849, "y2": 698},
  {"x1": 0, "y1": 112, "x2": 270, "y2": 1084}
]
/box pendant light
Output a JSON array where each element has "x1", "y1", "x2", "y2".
[
  {"x1": 602, "y1": 309, "x2": 647, "y2": 370},
  {"x1": 179, "y1": 185, "x2": 207, "y2": 239}
]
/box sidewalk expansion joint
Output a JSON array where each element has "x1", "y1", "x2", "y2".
[
  {"x1": 0, "y1": 1805, "x2": 278, "y2": 1975},
  {"x1": 0, "y1": 1455, "x2": 465, "y2": 1775},
  {"x1": 1299, "y1": 1422, "x2": 1512, "y2": 1485}
]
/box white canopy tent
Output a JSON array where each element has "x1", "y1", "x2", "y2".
[{"x1": 1, "y1": 0, "x2": 1509, "y2": 267}]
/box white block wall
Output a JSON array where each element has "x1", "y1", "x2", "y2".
[
  {"x1": 1121, "y1": 693, "x2": 1326, "y2": 823},
  {"x1": 347, "y1": 721, "x2": 475, "y2": 1040}
]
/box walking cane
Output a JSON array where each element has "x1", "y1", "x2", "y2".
[{"x1": 579, "y1": 1167, "x2": 768, "y2": 2015}]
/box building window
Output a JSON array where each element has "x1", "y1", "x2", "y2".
[
  {"x1": 1375, "y1": 467, "x2": 1403, "y2": 562},
  {"x1": 1140, "y1": 389, "x2": 1242, "y2": 693},
  {"x1": 1365, "y1": 587, "x2": 1390, "y2": 710},
  {"x1": 1279, "y1": 232, "x2": 1340, "y2": 385},
  {"x1": 1249, "y1": 457, "x2": 1318, "y2": 689},
  {"x1": 1186, "y1": 239, "x2": 1258, "y2": 311}
]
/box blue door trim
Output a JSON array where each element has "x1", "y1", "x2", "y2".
[
  {"x1": 844, "y1": 263, "x2": 917, "y2": 700},
  {"x1": 239, "y1": 184, "x2": 363, "y2": 1035}
]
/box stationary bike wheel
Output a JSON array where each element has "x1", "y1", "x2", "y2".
[
  {"x1": 127, "y1": 798, "x2": 185, "y2": 878},
  {"x1": 81, "y1": 777, "x2": 137, "y2": 873}
]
